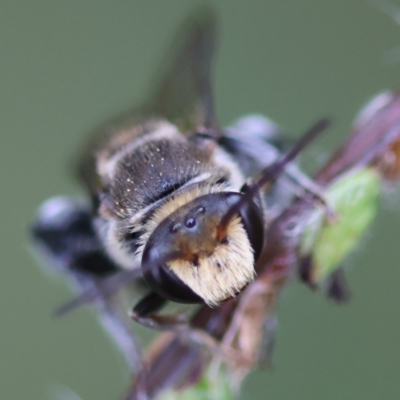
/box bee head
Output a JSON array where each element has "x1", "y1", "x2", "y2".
[
  {"x1": 141, "y1": 192, "x2": 264, "y2": 306},
  {"x1": 139, "y1": 119, "x2": 331, "y2": 306}
]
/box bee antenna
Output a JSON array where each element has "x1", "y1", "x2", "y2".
[
  {"x1": 54, "y1": 269, "x2": 143, "y2": 318},
  {"x1": 219, "y1": 117, "x2": 331, "y2": 229},
  {"x1": 54, "y1": 250, "x2": 185, "y2": 318}
]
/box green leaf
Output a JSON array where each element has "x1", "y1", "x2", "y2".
[
  {"x1": 300, "y1": 168, "x2": 381, "y2": 283},
  {"x1": 159, "y1": 366, "x2": 235, "y2": 400}
]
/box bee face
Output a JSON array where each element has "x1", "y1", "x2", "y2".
[{"x1": 140, "y1": 192, "x2": 264, "y2": 306}]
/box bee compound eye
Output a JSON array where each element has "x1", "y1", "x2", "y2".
[
  {"x1": 240, "y1": 201, "x2": 264, "y2": 262},
  {"x1": 141, "y1": 242, "x2": 203, "y2": 304},
  {"x1": 223, "y1": 192, "x2": 265, "y2": 263}
]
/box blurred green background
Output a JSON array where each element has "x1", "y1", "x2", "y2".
[{"x1": 1, "y1": 1, "x2": 400, "y2": 399}]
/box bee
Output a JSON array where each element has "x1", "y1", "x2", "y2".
[{"x1": 31, "y1": 9, "x2": 327, "y2": 344}]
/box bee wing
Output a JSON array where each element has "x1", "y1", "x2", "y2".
[
  {"x1": 143, "y1": 8, "x2": 220, "y2": 136},
  {"x1": 76, "y1": 8, "x2": 219, "y2": 197}
]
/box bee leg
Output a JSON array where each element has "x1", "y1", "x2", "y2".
[
  {"x1": 31, "y1": 196, "x2": 118, "y2": 277},
  {"x1": 130, "y1": 292, "x2": 188, "y2": 330},
  {"x1": 131, "y1": 294, "x2": 231, "y2": 356},
  {"x1": 31, "y1": 196, "x2": 144, "y2": 375}
]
